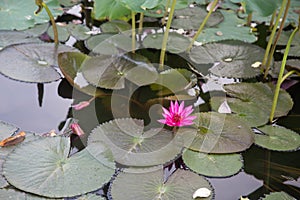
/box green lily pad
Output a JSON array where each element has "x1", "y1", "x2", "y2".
[
  {"x1": 255, "y1": 125, "x2": 300, "y2": 151},
  {"x1": 0, "y1": 43, "x2": 77, "y2": 83},
  {"x1": 93, "y1": 0, "x2": 131, "y2": 21},
  {"x1": 88, "y1": 118, "x2": 189, "y2": 166},
  {"x1": 0, "y1": 31, "x2": 40, "y2": 51},
  {"x1": 110, "y1": 168, "x2": 213, "y2": 200},
  {"x1": 77, "y1": 193, "x2": 105, "y2": 200},
  {"x1": 243, "y1": 0, "x2": 281, "y2": 17},
  {"x1": 81, "y1": 53, "x2": 157, "y2": 89},
  {"x1": 210, "y1": 96, "x2": 269, "y2": 127},
  {"x1": 261, "y1": 191, "x2": 296, "y2": 200},
  {"x1": 58, "y1": 0, "x2": 81, "y2": 7},
  {"x1": 179, "y1": 112, "x2": 254, "y2": 153},
  {"x1": 47, "y1": 23, "x2": 70, "y2": 42},
  {"x1": 58, "y1": 51, "x2": 106, "y2": 97},
  {"x1": 224, "y1": 82, "x2": 294, "y2": 118},
  {"x1": 67, "y1": 24, "x2": 91, "y2": 41},
  {"x1": 0, "y1": 188, "x2": 63, "y2": 200},
  {"x1": 182, "y1": 149, "x2": 243, "y2": 177},
  {"x1": 3, "y1": 136, "x2": 114, "y2": 198},
  {"x1": 196, "y1": 10, "x2": 257, "y2": 44},
  {"x1": 100, "y1": 20, "x2": 131, "y2": 33},
  {"x1": 171, "y1": 6, "x2": 224, "y2": 30},
  {"x1": 23, "y1": 23, "x2": 50, "y2": 37},
  {"x1": 121, "y1": 0, "x2": 162, "y2": 13},
  {"x1": 189, "y1": 40, "x2": 266, "y2": 78},
  {"x1": 0, "y1": 0, "x2": 63, "y2": 30},
  {"x1": 143, "y1": 32, "x2": 191, "y2": 53}
]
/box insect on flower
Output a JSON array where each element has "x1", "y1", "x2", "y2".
[{"x1": 158, "y1": 101, "x2": 196, "y2": 127}]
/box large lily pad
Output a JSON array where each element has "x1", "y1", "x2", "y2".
[
  {"x1": 189, "y1": 40, "x2": 266, "y2": 78},
  {"x1": 77, "y1": 193, "x2": 106, "y2": 200},
  {"x1": 100, "y1": 20, "x2": 131, "y2": 33},
  {"x1": 110, "y1": 168, "x2": 213, "y2": 200},
  {"x1": 3, "y1": 136, "x2": 114, "y2": 198},
  {"x1": 0, "y1": 43, "x2": 77, "y2": 83},
  {"x1": 179, "y1": 112, "x2": 254, "y2": 153},
  {"x1": 93, "y1": 0, "x2": 131, "y2": 21},
  {"x1": 143, "y1": 32, "x2": 191, "y2": 53},
  {"x1": 0, "y1": 188, "x2": 62, "y2": 200},
  {"x1": 81, "y1": 53, "x2": 157, "y2": 89},
  {"x1": 261, "y1": 191, "x2": 296, "y2": 200},
  {"x1": 0, "y1": 31, "x2": 40, "y2": 50},
  {"x1": 171, "y1": 6, "x2": 224, "y2": 30},
  {"x1": 0, "y1": 0, "x2": 63, "y2": 30},
  {"x1": 182, "y1": 149, "x2": 243, "y2": 177},
  {"x1": 121, "y1": 0, "x2": 162, "y2": 13},
  {"x1": 88, "y1": 118, "x2": 190, "y2": 166},
  {"x1": 224, "y1": 82, "x2": 294, "y2": 118},
  {"x1": 255, "y1": 125, "x2": 300, "y2": 151},
  {"x1": 47, "y1": 24, "x2": 70, "y2": 42}
]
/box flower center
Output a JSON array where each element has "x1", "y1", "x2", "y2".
[{"x1": 173, "y1": 114, "x2": 182, "y2": 123}]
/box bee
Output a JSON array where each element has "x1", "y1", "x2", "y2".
[{"x1": 0, "y1": 131, "x2": 26, "y2": 147}]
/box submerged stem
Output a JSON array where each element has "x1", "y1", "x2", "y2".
[
  {"x1": 187, "y1": 0, "x2": 219, "y2": 52},
  {"x1": 131, "y1": 11, "x2": 136, "y2": 53},
  {"x1": 138, "y1": 12, "x2": 144, "y2": 35},
  {"x1": 159, "y1": 0, "x2": 176, "y2": 70}
]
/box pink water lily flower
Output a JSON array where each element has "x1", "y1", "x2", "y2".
[{"x1": 158, "y1": 101, "x2": 196, "y2": 127}]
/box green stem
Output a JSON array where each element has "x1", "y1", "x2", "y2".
[
  {"x1": 280, "y1": 70, "x2": 296, "y2": 84},
  {"x1": 161, "y1": 0, "x2": 170, "y2": 26},
  {"x1": 269, "y1": 10, "x2": 277, "y2": 30},
  {"x1": 247, "y1": 12, "x2": 252, "y2": 26},
  {"x1": 264, "y1": 0, "x2": 290, "y2": 79},
  {"x1": 131, "y1": 11, "x2": 136, "y2": 53},
  {"x1": 159, "y1": 0, "x2": 176, "y2": 70},
  {"x1": 269, "y1": 27, "x2": 298, "y2": 122},
  {"x1": 138, "y1": 12, "x2": 144, "y2": 35},
  {"x1": 42, "y1": 2, "x2": 58, "y2": 45},
  {"x1": 261, "y1": 0, "x2": 287, "y2": 75},
  {"x1": 187, "y1": 0, "x2": 219, "y2": 52}
]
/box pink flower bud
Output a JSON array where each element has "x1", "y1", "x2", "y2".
[
  {"x1": 70, "y1": 123, "x2": 85, "y2": 137},
  {"x1": 72, "y1": 101, "x2": 90, "y2": 110}
]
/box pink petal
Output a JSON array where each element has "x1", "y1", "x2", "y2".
[
  {"x1": 72, "y1": 101, "x2": 90, "y2": 110},
  {"x1": 157, "y1": 119, "x2": 166, "y2": 124},
  {"x1": 178, "y1": 101, "x2": 185, "y2": 114},
  {"x1": 174, "y1": 101, "x2": 179, "y2": 113},
  {"x1": 70, "y1": 123, "x2": 85, "y2": 136}
]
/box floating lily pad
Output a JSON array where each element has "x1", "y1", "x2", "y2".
[
  {"x1": 255, "y1": 125, "x2": 300, "y2": 151},
  {"x1": 0, "y1": 188, "x2": 63, "y2": 199},
  {"x1": 182, "y1": 149, "x2": 243, "y2": 177},
  {"x1": 189, "y1": 40, "x2": 266, "y2": 78},
  {"x1": 0, "y1": 31, "x2": 40, "y2": 51},
  {"x1": 121, "y1": 0, "x2": 162, "y2": 13},
  {"x1": 67, "y1": 24, "x2": 91, "y2": 41},
  {"x1": 179, "y1": 112, "x2": 254, "y2": 153},
  {"x1": 47, "y1": 24, "x2": 70, "y2": 42},
  {"x1": 143, "y1": 32, "x2": 191, "y2": 53},
  {"x1": 3, "y1": 136, "x2": 114, "y2": 198},
  {"x1": 0, "y1": 43, "x2": 77, "y2": 83},
  {"x1": 88, "y1": 118, "x2": 189, "y2": 166},
  {"x1": 243, "y1": 0, "x2": 281, "y2": 17},
  {"x1": 196, "y1": 10, "x2": 257, "y2": 44},
  {"x1": 210, "y1": 96, "x2": 269, "y2": 127},
  {"x1": 93, "y1": 0, "x2": 131, "y2": 21},
  {"x1": 77, "y1": 193, "x2": 105, "y2": 200},
  {"x1": 100, "y1": 20, "x2": 131, "y2": 33},
  {"x1": 81, "y1": 53, "x2": 157, "y2": 89},
  {"x1": 224, "y1": 82, "x2": 293, "y2": 118},
  {"x1": 0, "y1": 0, "x2": 63, "y2": 30},
  {"x1": 110, "y1": 168, "x2": 213, "y2": 200},
  {"x1": 23, "y1": 23, "x2": 50, "y2": 37},
  {"x1": 171, "y1": 6, "x2": 224, "y2": 30},
  {"x1": 261, "y1": 191, "x2": 296, "y2": 200}
]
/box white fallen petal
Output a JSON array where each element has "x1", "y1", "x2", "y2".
[
  {"x1": 193, "y1": 187, "x2": 211, "y2": 198},
  {"x1": 218, "y1": 100, "x2": 231, "y2": 114}
]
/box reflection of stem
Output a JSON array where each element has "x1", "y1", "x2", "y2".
[
  {"x1": 138, "y1": 13, "x2": 144, "y2": 35},
  {"x1": 269, "y1": 27, "x2": 298, "y2": 122},
  {"x1": 159, "y1": 0, "x2": 177, "y2": 71},
  {"x1": 261, "y1": 0, "x2": 287, "y2": 77},
  {"x1": 264, "y1": 0, "x2": 290, "y2": 79},
  {"x1": 131, "y1": 11, "x2": 136, "y2": 53},
  {"x1": 247, "y1": 12, "x2": 252, "y2": 26},
  {"x1": 187, "y1": 0, "x2": 219, "y2": 52}
]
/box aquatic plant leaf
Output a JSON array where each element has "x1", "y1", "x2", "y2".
[
  {"x1": 47, "y1": 24, "x2": 71, "y2": 42},
  {"x1": 58, "y1": 0, "x2": 81, "y2": 7},
  {"x1": 224, "y1": 82, "x2": 293, "y2": 118},
  {"x1": 110, "y1": 168, "x2": 213, "y2": 200},
  {"x1": 0, "y1": 0, "x2": 63, "y2": 30},
  {"x1": 100, "y1": 20, "x2": 131, "y2": 33},
  {"x1": 196, "y1": 10, "x2": 257, "y2": 44},
  {"x1": 0, "y1": 188, "x2": 63, "y2": 200},
  {"x1": 121, "y1": 0, "x2": 162, "y2": 13},
  {"x1": 243, "y1": 0, "x2": 281, "y2": 16},
  {"x1": 179, "y1": 112, "x2": 254, "y2": 153},
  {"x1": 255, "y1": 125, "x2": 300, "y2": 151},
  {"x1": 210, "y1": 96, "x2": 269, "y2": 127},
  {"x1": 77, "y1": 193, "x2": 106, "y2": 200},
  {"x1": 81, "y1": 53, "x2": 157, "y2": 89},
  {"x1": 189, "y1": 40, "x2": 265, "y2": 78},
  {"x1": 0, "y1": 43, "x2": 77, "y2": 83},
  {"x1": 0, "y1": 31, "x2": 40, "y2": 50},
  {"x1": 3, "y1": 137, "x2": 114, "y2": 198},
  {"x1": 23, "y1": 23, "x2": 50, "y2": 37},
  {"x1": 67, "y1": 24, "x2": 91, "y2": 41},
  {"x1": 182, "y1": 149, "x2": 243, "y2": 177},
  {"x1": 261, "y1": 191, "x2": 296, "y2": 200},
  {"x1": 88, "y1": 118, "x2": 189, "y2": 166},
  {"x1": 93, "y1": 0, "x2": 131, "y2": 21},
  {"x1": 171, "y1": 6, "x2": 224, "y2": 30},
  {"x1": 143, "y1": 32, "x2": 191, "y2": 53}
]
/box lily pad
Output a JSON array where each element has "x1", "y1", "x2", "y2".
[
  {"x1": 0, "y1": 0, "x2": 63, "y2": 30},
  {"x1": 47, "y1": 24, "x2": 71, "y2": 42},
  {"x1": 196, "y1": 10, "x2": 257, "y2": 44},
  {"x1": 0, "y1": 31, "x2": 40, "y2": 50},
  {"x1": 171, "y1": 6, "x2": 224, "y2": 30},
  {"x1": 121, "y1": 0, "x2": 162, "y2": 13},
  {"x1": 224, "y1": 82, "x2": 293, "y2": 118},
  {"x1": 179, "y1": 112, "x2": 254, "y2": 153},
  {"x1": 93, "y1": 0, "x2": 131, "y2": 21},
  {"x1": 88, "y1": 118, "x2": 189, "y2": 166},
  {"x1": 255, "y1": 125, "x2": 300, "y2": 151},
  {"x1": 182, "y1": 149, "x2": 243, "y2": 177},
  {"x1": 261, "y1": 191, "x2": 296, "y2": 200},
  {"x1": 100, "y1": 20, "x2": 131, "y2": 33},
  {"x1": 77, "y1": 193, "x2": 105, "y2": 200},
  {"x1": 143, "y1": 32, "x2": 191, "y2": 53},
  {"x1": 189, "y1": 40, "x2": 266, "y2": 78},
  {"x1": 67, "y1": 24, "x2": 91, "y2": 41},
  {"x1": 0, "y1": 188, "x2": 62, "y2": 200},
  {"x1": 110, "y1": 168, "x2": 213, "y2": 200},
  {"x1": 81, "y1": 53, "x2": 157, "y2": 89},
  {"x1": 0, "y1": 43, "x2": 77, "y2": 83},
  {"x1": 3, "y1": 136, "x2": 114, "y2": 198},
  {"x1": 23, "y1": 23, "x2": 50, "y2": 37}
]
